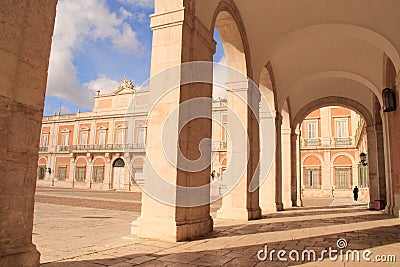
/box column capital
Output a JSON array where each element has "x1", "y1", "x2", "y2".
[
  {"x1": 226, "y1": 80, "x2": 249, "y2": 92},
  {"x1": 291, "y1": 128, "x2": 300, "y2": 138},
  {"x1": 260, "y1": 110, "x2": 276, "y2": 120},
  {"x1": 150, "y1": 9, "x2": 215, "y2": 54},
  {"x1": 150, "y1": 8, "x2": 186, "y2": 30}
]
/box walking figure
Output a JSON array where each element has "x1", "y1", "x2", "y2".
[
  {"x1": 211, "y1": 170, "x2": 216, "y2": 181},
  {"x1": 353, "y1": 186, "x2": 359, "y2": 201}
]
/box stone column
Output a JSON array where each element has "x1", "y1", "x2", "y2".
[
  {"x1": 367, "y1": 125, "x2": 380, "y2": 209},
  {"x1": 86, "y1": 153, "x2": 93, "y2": 189},
  {"x1": 275, "y1": 113, "x2": 284, "y2": 211},
  {"x1": 290, "y1": 130, "x2": 299, "y2": 206},
  {"x1": 70, "y1": 154, "x2": 76, "y2": 188},
  {"x1": 133, "y1": 4, "x2": 216, "y2": 241},
  {"x1": 323, "y1": 151, "x2": 332, "y2": 196},
  {"x1": 281, "y1": 127, "x2": 292, "y2": 207},
  {"x1": 382, "y1": 113, "x2": 394, "y2": 214},
  {"x1": 217, "y1": 81, "x2": 262, "y2": 220},
  {"x1": 375, "y1": 123, "x2": 386, "y2": 202},
  {"x1": 296, "y1": 130, "x2": 303, "y2": 206},
  {"x1": 259, "y1": 110, "x2": 276, "y2": 213},
  {"x1": 0, "y1": 1, "x2": 57, "y2": 266},
  {"x1": 105, "y1": 153, "x2": 112, "y2": 189}
]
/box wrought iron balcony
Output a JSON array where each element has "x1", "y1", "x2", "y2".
[
  {"x1": 68, "y1": 143, "x2": 146, "y2": 152},
  {"x1": 334, "y1": 137, "x2": 352, "y2": 146},
  {"x1": 302, "y1": 138, "x2": 321, "y2": 147},
  {"x1": 39, "y1": 147, "x2": 48, "y2": 152},
  {"x1": 212, "y1": 141, "x2": 227, "y2": 151},
  {"x1": 58, "y1": 146, "x2": 70, "y2": 152}
]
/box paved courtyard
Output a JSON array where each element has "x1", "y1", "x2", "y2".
[{"x1": 34, "y1": 187, "x2": 400, "y2": 266}]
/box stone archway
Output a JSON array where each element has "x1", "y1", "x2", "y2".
[
  {"x1": 293, "y1": 97, "x2": 384, "y2": 209},
  {"x1": 211, "y1": 0, "x2": 261, "y2": 221}
]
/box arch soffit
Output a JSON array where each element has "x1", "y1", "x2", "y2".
[
  {"x1": 332, "y1": 153, "x2": 356, "y2": 166},
  {"x1": 278, "y1": 71, "x2": 382, "y2": 110},
  {"x1": 210, "y1": 0, "x2": 253, "y2": 79},
  {"x1": 292, "y1": 97, "x2": 373, "y2": 128},
  {"x1": 302, "y1": 153, "x2": 324, "y2": 166},
  {"x1": 262, "y1": 23, "x2": 400, "y2": 74},
  {"x1": 38, "y1": 157, "x2": 47, "y2": 164},
  {"x1": 132, "y1": 156, "x2": 145, "y2": 166},
  {"x1": 93, "y1": 156, "x2": 106, "y2": 165},
  {"x1": 75, "y1": 156, "x2": 88, "y2": 165}
]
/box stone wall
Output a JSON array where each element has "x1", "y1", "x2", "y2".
[{"x1": 0, "y1": 0, "x2": 57, "y2": 265}]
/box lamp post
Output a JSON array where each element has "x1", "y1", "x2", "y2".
[
  {"x1": 382, "y1": 88, "x2": 397, "y2": 112},
  {"x1": 360, "y1": 152, "x2": 368, "y2": 166}
]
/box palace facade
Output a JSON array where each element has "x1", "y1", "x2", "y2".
[
  {"x1": 37, "y1": 78, "x2": 228, "y2": 191},
  {"x1": 300, "y1": 107, "x2": 368, "y2": 200}
]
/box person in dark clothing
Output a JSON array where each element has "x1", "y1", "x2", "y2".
[
  {"x1": 353, "y1": 186, "x2": 359, "y2": 201},
  {"x1": 211, "y1": 170, "x2": 216, "y2": 181}
]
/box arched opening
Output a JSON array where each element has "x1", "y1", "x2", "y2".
[
  {"x1": 298, "y1": 105, "x2": 370, "y2": 207},
  {"x1": 75, "y1": 157, "x2": 88, "y2": 184},
  {"x1": 37, "y1": 158, "x2": 48, "y2": 181},
  {"x1": 210, "y1": 1, "x2": 261, "y2": 220},
  {"x1": 112, "y1": 158, "x2": 125, "y2": 190},
  {"x1": 92, "y1": 158, "x2": 106, "y2": 185}
]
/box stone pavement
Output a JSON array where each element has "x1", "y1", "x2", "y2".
[{"x1": 34, "y1": 188, "x2": 400, "y2": 267}]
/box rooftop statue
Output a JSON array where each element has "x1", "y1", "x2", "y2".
[{"x1": 118, "y1": 76, "x2": 134, "y2": 91}]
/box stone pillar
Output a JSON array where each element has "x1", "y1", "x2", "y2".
[
  {"x1": 382, "y1": 113, "x2": 394, "y2": 214},
  {"x1": 133, "y1": 4, "x2": 216, "y2": 241},
  {"x1": 367, "y1": 126, "x2": 380, "y2": 209},
  {"x1": 275, "y1": 113, "x2": 284, "y2": 211},
  {"x1": 105, "y1": 153, "x2": 112, "y2": 189},
  {"x1": 296, "y1": 130, "x2": 303, "y2": 206},
  {"x1": 216, "y1": 81, "x2": 262, "y2": 220},
  {"x1": 323, "y1": 151, "x2": 332, "y2": 196},
  {"x1": 290, "y1": 130, "x2": 298, "y2": 206},
  {"x1": 259, "y1": 110, "x2": 276, "y2": 213},
  {"x1": 86, "y1": 153, "x2": 93, "y2": 189},
  {"x1": 375, "y1": 123, "x2": 386, "y2": 203},
  {"x1": 281, "y1": 127, "x2": 292, "y2": 207},
  {"x1": 70, "y1": 154, "x2": 76, "y2": 188},
  {"x1": 0, "y1": 1, "x2": 57, "y2": 266}
]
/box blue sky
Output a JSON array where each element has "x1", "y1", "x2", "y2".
[{"x1": 45, "y1": 0, "x2": 225, "y2": 116}]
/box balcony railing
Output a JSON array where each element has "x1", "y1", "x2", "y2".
[
  {"x1": 67, "y1": 143, "x2": 146, "y2": 152},
  {"x1": 334, "y1": 137, "x2": 352, "y2": 146},
  {"x1": 39, "y1": 147, "x2": 48, "y2": 152},
  {"x1": 58, "y1": 146, "x2": 70, "y2": 152},
  {"x1": 302, "y1": 138, "x2": 321, "y2": 147},
  {"x1": 212, "y1": 141, "x2": 227, "y2": 151}
]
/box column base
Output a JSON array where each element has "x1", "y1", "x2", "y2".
[
  {"x1": 0, "y1": 244, "x2": 40, "y2": 267},
  {"x1": 276, "y1": 203, "x2": 284, "y2": 211},
  {"x1": 216, "y1": 207, "x2": 261, "y2": 220},
  {"x1": 132, "y1": 215, "x2": 213, "y2": 242},
  {"x1": 392, "y1": 194, "x2": 400, "y2": 217}
]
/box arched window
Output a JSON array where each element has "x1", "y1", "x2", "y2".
[{"x1": 113, "y1": 158, "x2": 125, "y2": 168}]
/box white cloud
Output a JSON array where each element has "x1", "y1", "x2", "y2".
[
  {"x1": 84, "y1": 75, "x2": 119, "y2": 95},
  {"x1": 117, "y1": 0, "x2": 154, "y2": 9},
  {"x1": 47, "y1": 0, "x2": 144, "y2": 109}
]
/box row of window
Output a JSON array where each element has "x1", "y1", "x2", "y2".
[
  {"x1": 41, "y1": 128, "x2": 146, "y2": 147},
  {"x1": 38, "y1": 165, "x2": 144, "y2": 182},
  {"x1": 305, "y1": 118, "x2": 349, "y2": 140},
  {"x1": 304, "y1": 165, "x2": 368, "y2": 189}
]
